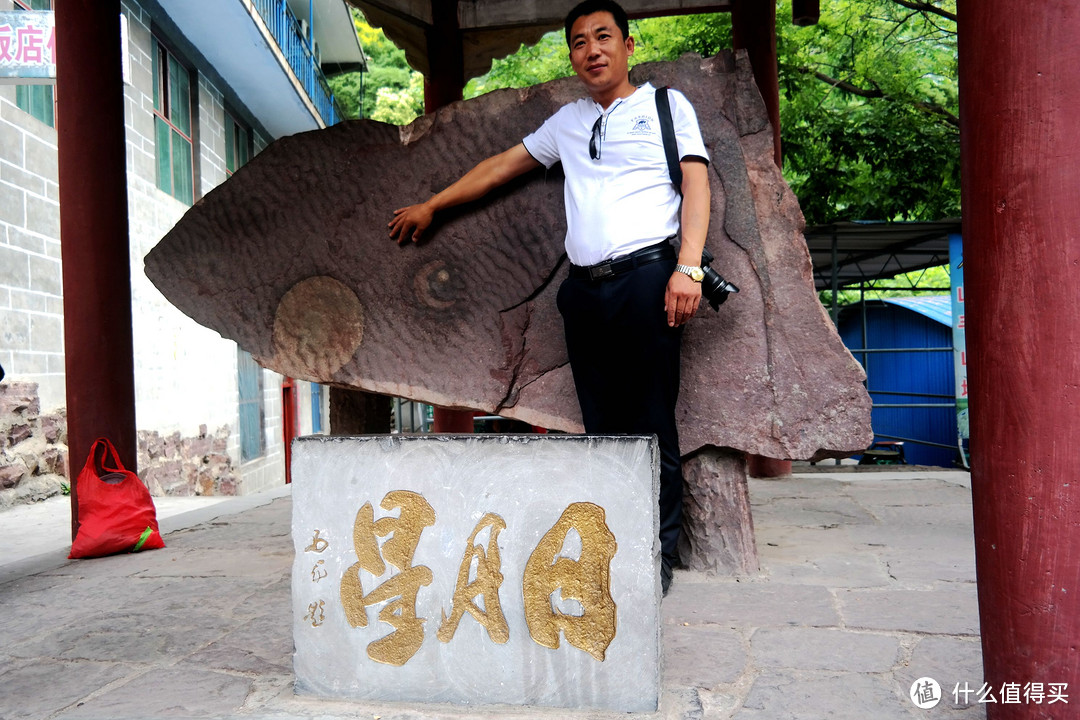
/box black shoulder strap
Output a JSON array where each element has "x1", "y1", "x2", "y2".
[{"x1": 656, "y1": 86, "x2": 683, "y2": 195}]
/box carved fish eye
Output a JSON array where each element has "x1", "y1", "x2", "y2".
[
  {"x1": 268, "y1": 275, "x2": 364, "y2": 380},
  {"x1": 414, "y1": 259, "x2": 462, "y2": 309}
]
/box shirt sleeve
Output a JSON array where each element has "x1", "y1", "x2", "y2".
[
  {"x1": 669, "y1": 89, "x2": 709, "y2": 165},
  {"x1": 522, "y1": 109, "x2": 563, "y2": 169}
]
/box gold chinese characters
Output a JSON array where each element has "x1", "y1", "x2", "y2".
[
  {"x1": 313, "y1": 491, "x2": 619, "y2": 666},
  {"x1": 340, "y1": 491, "x2": 436, "y2": 666},
  {"x1": 438, "y1": 513, "x2": 510, "y2": 645},
  {"x1": 523, "y1": 502, "x2": 618, "y2": 662}
]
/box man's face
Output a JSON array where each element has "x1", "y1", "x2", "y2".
[{"x1": 568, "y1": 11, "x2": 634, "y2": 98}]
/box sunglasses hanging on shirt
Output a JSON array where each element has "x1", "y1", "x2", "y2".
[
  {"x1": 589, "y1": 115, "x2": 603, "y2": 160},
  {"x1": 589, "y1": 98, "x2": 625, "y2": 161}
]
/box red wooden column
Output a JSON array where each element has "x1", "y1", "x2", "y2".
[
  {"x1": 732, "y1": 0, "x2": 781, "y2": 166},
  {"x1": 732, "y1": 0, "x2": 789, "y2": 478},
  {"x1": 424, "y1": 0, "x2": 464, "y2": 111},
  {"x1": 54, "y1": 0, "x2": 137, "y2": 538},
  {"x1": 959, "y1": 0, "x2": 1080, "y2": 710},
  {"x1": 423, "y1": 0, "x2": 473, "y2": 433}
]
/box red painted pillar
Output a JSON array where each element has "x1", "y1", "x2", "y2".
[
  {"x1": 732, "y1": 0, "x2": 789, "y2": 478},
  {"x1": 54, "y1": 0, "x2": 137, "y2": 538},
  {"x1": 732, "y1": 0, "x2": 781, "y2": 166},
  {"x1": 424, "y1": 0, "x2": 464, "y2": 111},
  {"x1": 959, "y1": 0, "x2": 1080, "y2": 709}
]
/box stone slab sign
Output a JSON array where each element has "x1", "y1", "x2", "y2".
[
  {"x1": 290, "y1": 434, "x2": 662, "y2": 712},
  {"x1": 146, "y1": 50, "x2": 872, "y2": 462}
]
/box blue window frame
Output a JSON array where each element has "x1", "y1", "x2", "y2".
[
  {"x1": 311, "y1": 382, "x2": 323, "y2": 433},
  {"x1": 237, "y1": 348, "x2": 265, "y2": 462}
]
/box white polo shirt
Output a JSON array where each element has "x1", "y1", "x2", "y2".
[{"x1": 522, "y1": 82, "x2": 709, "y2": 267}]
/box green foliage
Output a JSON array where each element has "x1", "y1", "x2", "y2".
[
  {"x1": 462, "y1": 13, "x2": 732, "y2": 98},
  {"x1": 778, "y1": 0, "x2": 959, "y2": 225},
  {"x1": 820, "y1": 264, "x2": 952, "y2": 308},
  {"x1": 465, "y1": 32, "x2": 574, "y2": 98},
  {"x1": 330, "y1": 9, "x2": 424, "y2": 122},
  {"x1": 350, "y1": 1, "x2": 959, "y2": 228},
  {"x1": 371, "y1": 71, "x2": 425, "y2": 125},
  {"x1": 327, "y1": 71, "x2": 362, "y2": 120},
  {"x1": 630, "y1": 13, "x2": 731, "y2": 63}
]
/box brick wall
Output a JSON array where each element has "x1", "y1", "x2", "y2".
[
  {"x1": 0, "y1": 0, "x2": 64, "y2": 411},
  {"x1": 0, "y1": 380, "x2": 67, "y2": 508}
]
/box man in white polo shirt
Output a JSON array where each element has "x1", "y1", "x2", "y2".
[{"x1": 389, "y1": 0, "x2": 711, "y2": 595}]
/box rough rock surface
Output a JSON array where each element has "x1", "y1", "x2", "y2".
[
  {"x1": 138, "y1": 424, "x2": 237, "y2": 496},
  {"x1": 0, "y1": 381, "x2": 68, "y2": 508},
  {"x1": 680, "y1": 447, "x2": 758, "y2": 574},
  {"x1": 145, "y1": 51, "x2": 872, "y2": 460}
]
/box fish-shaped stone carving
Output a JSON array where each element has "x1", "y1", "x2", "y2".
[{"x1": 144, "y1": 51, "x2": 872, "y2": 460}]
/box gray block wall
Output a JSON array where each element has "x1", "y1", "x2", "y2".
[
  {"x1": 0, "y1": 0, "x2": 63, "y2": 409},
  {"x1": 0, "y1": 0, "x2": 310, "y2": 497}
]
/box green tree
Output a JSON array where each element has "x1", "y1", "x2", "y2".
[
  {"x1": 820, "y1": 264, "x2": 952, "y2": 309},
  {"x1": 778, "y1": 0, "x2": 958, "y2": 226},
  {"x1": 352, "y1": 1, "x2": 959, "y2": 230},
  {"x1": 465, "y1": 32, "x2": 574, "y2": 97},
  {"x1": 329, "y1": 9, "x2": 423, "y2": 121},
  {"x1": 371, "y1": 71, "x2": 425, "y2": 124}
]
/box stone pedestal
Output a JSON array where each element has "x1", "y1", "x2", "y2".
[
  {"x1": 680, "y1": 447, "x2": 758, "y2": 575},
  {"x1": 291, "y1": 434, "x2": 662, "y2": 712}
]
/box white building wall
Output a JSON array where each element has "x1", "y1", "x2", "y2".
[
  {"x1": 121, "y1": 0, "x2": 303, "y2": 495},
  {"x1": 0, "y1": 0, "x2": 64, "y2": 410},
  {"x1": 1, "y1": 0, "x2": 331, "y2": 500}
]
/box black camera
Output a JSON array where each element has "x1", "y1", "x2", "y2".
[{"x1": 700, "y1": 248, "x2": 739, "y2": 311}]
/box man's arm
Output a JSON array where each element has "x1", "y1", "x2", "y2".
[
  {"x1": 389, "y1": 143, "x2": 541, "y2": 244},
  {"x1": 665, "y1": 158, "x2": 710, "y2": 327}
]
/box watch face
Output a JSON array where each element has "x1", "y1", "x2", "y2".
[{"x1": 690, "y1": 267, "x2": 705, "y2": 282}]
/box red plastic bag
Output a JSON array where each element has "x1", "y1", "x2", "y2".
[{"x1": 69, "y1": 438, "x2": 165, "y2": 559}]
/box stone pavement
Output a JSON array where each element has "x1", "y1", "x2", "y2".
[{"x1": 0, "y1": 470, "x2": 985, "y2": 719}]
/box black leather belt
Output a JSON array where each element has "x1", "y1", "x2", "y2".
[{"x1": 569, "y1": 242, "x2": 675, "y2": 281}]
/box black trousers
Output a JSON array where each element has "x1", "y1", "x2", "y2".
[{"x1": 557, "y1": 251, "x2": 684, "y2": 565}]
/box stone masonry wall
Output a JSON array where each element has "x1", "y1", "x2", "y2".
[
  {"x1": 138, "y1": 424, "x2": 238, "y2": 496},
  {"x1": 0, "y1": 380, "x2": 67, "y2": 508}
]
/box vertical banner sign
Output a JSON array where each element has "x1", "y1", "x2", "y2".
[
  {"x1": 949, "y1": 232, "x2": 969, "y2": 460},
  {"x1": 0, "y1": 11, "x2": 56, "y2": 83}
]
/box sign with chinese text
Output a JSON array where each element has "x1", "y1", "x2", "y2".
[
  {"x1": 950, "y1": 232, "x2": 969, "y2": 452},
  {"x1": 291, "y1": 434, "x2": 661, "y2": 712},
  {"x1": 0, "y1": 11, "x2": 55, "y2": 82}
]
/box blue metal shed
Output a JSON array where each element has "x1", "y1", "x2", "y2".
[{"x1": 837, "y1": 296, "x2": 958, "y2": 467}]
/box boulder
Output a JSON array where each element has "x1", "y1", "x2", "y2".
[{"x1": 145, "y1": 51, "x2": 871, "y2": 461}]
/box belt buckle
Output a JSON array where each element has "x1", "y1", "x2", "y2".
[{"x1": 589, "y1": 262, "x2": 614, "y2": 280}]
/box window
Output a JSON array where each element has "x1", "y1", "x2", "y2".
[
  {"x1": 13, "y1": 0, "x2": 54, "y2": 127},
  {"x1": 152, "y1": 37, "x2": 194, "y2": 204},
  {"x1": 310, "y1": 382, "x2": 323, "y2": 433},
  {"x1": 237, "y1": 348, "x2": 265, "y2": 462},
  {"x1": 224, "y1": 111, "x2": 251, "y2": 175}
]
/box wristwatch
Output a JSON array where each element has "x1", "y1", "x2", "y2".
[{"x1": 675, "y1": 264, "x2": 705, "y2": 282}]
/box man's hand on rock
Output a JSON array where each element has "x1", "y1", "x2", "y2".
[{"x1": 389, "y1": 202, "x2": 434, "y2": 244}]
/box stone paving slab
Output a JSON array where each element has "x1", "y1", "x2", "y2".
[
  {"x1": 733, "y1": 671, "x2": 915, "y2": 720},
  {"x1": 838, "y1": 584, "x2": 981, "y2": 636},
  {"x1": 750, "y1": 627, "x2": 901, "y2": 673},
  {"x1": 663, "y1": 580, "x2": 840, "y2": 628},
  {"x1": 895, "y1": 636, "x2": 986, "y2": 717},
  {"x1": 664, "y1": 625, "x2": 747, "y2": 688},
  {"x1": 0, "y1": 470, "x2": 985, "y2": 719}
]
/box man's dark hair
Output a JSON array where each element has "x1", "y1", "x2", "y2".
[{"x1": 564, "y1": 0, "x2": 631, "y2": 47}]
